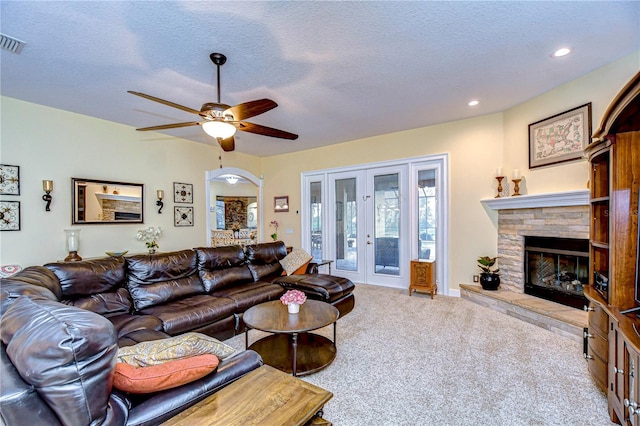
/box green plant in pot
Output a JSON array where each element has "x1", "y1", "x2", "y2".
[{"x1": 477, "y1": 256, "x2": 500, "y2": 290}]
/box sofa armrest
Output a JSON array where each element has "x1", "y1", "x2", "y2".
[
  {"x1": 124, "y1": 350, "x2": 263, "y2": 426},
  {"x1": 305, "y1": 262, "x2": 319, "y2": 274},
  {"x1": 274, "y1": 274, "x2": 355, "y2": 303}
]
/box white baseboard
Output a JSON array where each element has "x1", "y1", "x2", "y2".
[{"x1": 448, "y1": 288, "x2": 461, "y2": 298}]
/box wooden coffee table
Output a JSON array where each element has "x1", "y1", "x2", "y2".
[
  {"x1": 243, "y1": 300, "x2": 339, "y2": 376},
  {"x1": 162, "y1": 365, "x2": 332, "y2": 426}
]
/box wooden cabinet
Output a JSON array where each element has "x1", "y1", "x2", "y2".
[
  {"x1": 409, "y1": 260, "x2": 436, "y2": 298},
  {"x1": 584, "y1": 297, "x2": 609, "y2": 393},
  {"x1": 584, "y1": 71, "x2": 640, "y2": 424},
  {"x1": 625, "y1": 341, "x2": 640, "y2": 425},
  {"x1": 609, "y1": 317, "x2": 624, "y2": 423}
]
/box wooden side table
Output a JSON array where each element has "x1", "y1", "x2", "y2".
[{"x1": 409, "y1": 259, "x2": 437, "y2": 299}]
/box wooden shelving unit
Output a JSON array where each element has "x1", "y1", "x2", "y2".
[{"x1": 583, "y1": 71, "x2": 640, "y2": 425}]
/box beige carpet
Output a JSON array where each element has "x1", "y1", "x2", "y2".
[{"x1": 225, "y1": 284, "x2": 613, "y2": 425}]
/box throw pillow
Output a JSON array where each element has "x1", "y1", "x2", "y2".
[
  {"x1": 279, "y1": 248, "x2": 312, "y2": 276},
  {"x1": 116, "y1": 332, "x2": 236, "y2": 367},
  {"x1": 113, "y1": 354, "x2": 219, "y2": 394}
]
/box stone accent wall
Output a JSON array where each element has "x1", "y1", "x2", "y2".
[{"x1": 497, "y1": 205, "x2": 590, "y2": 293}]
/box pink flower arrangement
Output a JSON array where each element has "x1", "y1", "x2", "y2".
[{"x1": 280, "y1": 289, "x2": 307, "y2": 306}]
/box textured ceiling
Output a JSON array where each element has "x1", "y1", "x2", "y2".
[{"x1": 1, "y1": 1, "x2": 639, "y2": 157}]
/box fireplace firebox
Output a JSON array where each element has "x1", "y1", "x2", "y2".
[{"x1": 524, "y1": 236, "x2": 589, "y2": 310}]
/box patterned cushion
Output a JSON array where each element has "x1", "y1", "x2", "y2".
[
  {"x1": 116, "y1": 332, "x2": 236, "y2": 367},
  {"x1": 279, "y1": 249, "x2": 312, "y2": 276},
  {"x1": 113, "y1": 354, "x2": 219, "y2": 394}
]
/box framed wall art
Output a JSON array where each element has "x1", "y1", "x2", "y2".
[
  {"x1": 529, "y1": 103, "x2": 591, "y2": 169},
  {"x1": 0, "y1": 201, "x2": 20, "y2": 231},
  {"x1": 274, "y1": 196, "x2": 289, "y2": 212},
  {"x1": 0, "y1": 165, "x2": 20, "y2": 195},
  {"x1": 173, "y1": 182, "x2": 193, "y2": 203},
  {"x1": 174, "y1": 206, "x2": 194, "y2": 227}
]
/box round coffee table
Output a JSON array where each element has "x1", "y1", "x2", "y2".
[{"x1": 243, "y1": 300, "x2": 339, "y2": 376}]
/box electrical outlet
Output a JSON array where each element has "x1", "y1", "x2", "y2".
[{"x1": 473, "y1": 275, "x2": 479, "y2": 283}]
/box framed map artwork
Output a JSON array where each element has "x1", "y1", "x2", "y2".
[{"x1": 529, "y1": 103, "x2": 591, "y2": 169}]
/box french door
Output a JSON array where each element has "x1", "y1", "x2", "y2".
[
  {"x1": 328, "y1": 165, "x2": 408, "y2": 287},
  {"x1": 302, "y1": 154, "x2": 448, "y2": 293}
]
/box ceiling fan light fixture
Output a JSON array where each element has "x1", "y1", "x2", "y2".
[
  {"x1": 225, "y1": 175, "x2": 239, "y2": 185},
  {"x1": 201, "y1": 120, "x2": 237, "y2": 139}
]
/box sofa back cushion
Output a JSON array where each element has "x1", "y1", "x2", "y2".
[
  {"x1": 0, "y1": 267, "x2": 60, "y2": 316},
  {"x1": 195, "y1": 246, "x2": 254, "y2": 292},
  {"x1": 0, "y1": 296, "x2": 118, "y2": 426},
  {"x1": 126, "y1": 250, "x2": 204, "y2": 310},
  {"x1": 244, "y1": 242, "x2": 287, "y2": 281},
  {"x1": 45, "y1": 257, "x2": 131, "y2": 316}
]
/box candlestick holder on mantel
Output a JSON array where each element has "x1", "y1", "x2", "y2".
[
  {"x1": 512, "y1": 179, "x2": 522, "y2": 196},
  {"x1": 495, "y1": 176, "x2": 505, "y2": 198}
]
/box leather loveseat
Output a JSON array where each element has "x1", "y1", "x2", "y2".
[{"x1": 0, "y1": 241, "x2": 355, "y2": 425}]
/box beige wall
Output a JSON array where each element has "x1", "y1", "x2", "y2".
[
  {"x1": 0, "y1": 96, "x2": 261, "y2": 266},
  {"x1": 262, "y1": 113, "x2": 504, "y2": 291},
  {"x1": 2, "y1": 51, "x2": 638, "y2": 289},
  {"x1": 261, "y1": 51, "x2": 639, "y2": 291},
  {"x1": 503, "y1": 52, "x2": 640, "y2": 194}
]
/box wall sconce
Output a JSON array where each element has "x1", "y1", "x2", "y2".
[
  {"x1": 156, "y1": 190, "x2": 164, "y2": 214},
  {"x1": 64, "y1": 229, "x2": 82, "y2": 261},
  {"x1": 42, "y1": 180, "x2": 53, "y2": 211}
]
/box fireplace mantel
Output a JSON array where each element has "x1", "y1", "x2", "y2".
[{"x1": 481, "y1": 189, "x2": 589, "y2": 210}]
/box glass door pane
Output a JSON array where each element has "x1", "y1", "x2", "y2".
[
  {"x1": 309, "y1": 181, "x2": 322, "y2": 260},
  {"x1": 373, "y1": 173, "x2": 400, "y2": 276},
  {"x1": 418, "y1": 169, "x2": 436, "y2": 261},
  {"x1": 335, "y1": 178, "x2": 357, "y2": 272}
]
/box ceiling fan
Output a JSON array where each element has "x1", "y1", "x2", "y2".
[{"x1": 128, "y1": 53, "x2": 298, "y2": 152}]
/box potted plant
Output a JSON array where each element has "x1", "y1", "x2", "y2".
[
  {"x1": 477, "y1": 256, "x2": 500, "y2": 290},
  {"x1": 280, "y1": 289, "x2": 307, "y2": 314},
  {"x1": 136, "y1": 226, "x2": 162, "y2": 254}
]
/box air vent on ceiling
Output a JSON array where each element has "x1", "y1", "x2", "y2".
[{"x1": 0, "y1": 34, "x2": 26, "y2": 54}]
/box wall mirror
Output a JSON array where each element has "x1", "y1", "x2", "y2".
[
  {"x1": 206, "y1": 167, "x2": 262, "y2": 247},
  {"x1": 72, "y1": 178, "x2": 144, "y2": 224}
]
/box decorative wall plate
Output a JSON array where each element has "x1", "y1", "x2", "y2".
[
  {"x1": 0, "y1": 165, "x2": 20, "y2": 195},
  {"x1": 173, "y1": 182, "x2": 193, "y2": 203},
  {"x1": 0, "y1": 201, "x2": 20, "y2": 231},
  {"x1": 174, "y1": 206, "x2": 194, "y2": 227}
]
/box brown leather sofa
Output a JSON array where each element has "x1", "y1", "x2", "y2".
[{"x1": 0, "y1": 241, "x2": 355, "y2": 425}]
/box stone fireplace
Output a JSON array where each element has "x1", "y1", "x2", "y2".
[
  {"x1": 524, "y1": 235, "x2": 589, "y2": 309},
  {"x1": 482, "y1": 190, "x2": 590, "y2": 307}
]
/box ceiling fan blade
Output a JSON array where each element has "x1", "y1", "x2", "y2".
[
  {"x1": 226, "y1": 99, "x2": 278, "y2": 121},
  {"x1": 135, "y1": 121, "x2": 200, "y2": 131},
  {"x1": 237, "y1": 121, "x2": 299, "y2": 140},
  {"x1": 128, "y1": 91, "x2": 202, "y2": 116},
  {"x1": 218, "y1": 136, "x2": 235, "y2": 152}
]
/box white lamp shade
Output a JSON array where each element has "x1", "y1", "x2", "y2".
[
  {"x1": 201, "y1": 121, "x2": 237, "y2": 139},
  {"x1": 65, "y1": 229, "x2": 81, "y2": 251}
]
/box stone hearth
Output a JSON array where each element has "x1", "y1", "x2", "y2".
[{"x1": 460, "y1": 284, "x2": 587, "y2": 342}]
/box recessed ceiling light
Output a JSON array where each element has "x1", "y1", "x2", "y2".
[
  {"x1": 468, "y1": 100, "x2": 479, "y2": 107},
  {"x1": 553, "y1": 47, "x2": 571, "y2": 57}
]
